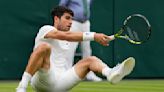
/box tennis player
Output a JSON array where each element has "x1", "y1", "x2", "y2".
[{"x1": 16, "y1": 6, "x2": 135, "y2": 92}]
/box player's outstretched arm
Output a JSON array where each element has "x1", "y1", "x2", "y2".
[
  {"x1": 45, "y1": 30, "x2": 111, "y2": 46},
  {"x1": 45, "y1": 30, "x2": 83, "y2": 41}
]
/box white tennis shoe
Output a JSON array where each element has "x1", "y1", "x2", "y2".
[{"x1": 107, "y1": 57, "x2": 135, "y2": 84}]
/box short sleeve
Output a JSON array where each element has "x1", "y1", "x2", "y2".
[
  {"x1": 34, "y1": 25, "x2": 57, "y2": 49},
  {"x1": 38, "y1": 25, "x2": 56, "y2": 39}
]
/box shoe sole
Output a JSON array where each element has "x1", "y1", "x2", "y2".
[{"x1": 108, "y1": 57, "x2": 135, "y2": 84}]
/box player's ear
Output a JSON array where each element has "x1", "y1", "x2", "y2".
[
  {"x1": 54, "y1": 16, "x2": 57, "y2": 20},
  {"x1": 54, "y1": 16, "x2": 59, "y2": 22}
]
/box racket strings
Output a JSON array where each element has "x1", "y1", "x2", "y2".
[
  {"x1": 126, "y1": 27, "x2": 140, "y2": 41},
  {"x1": 124, "y1": 16, "x2": 150, "y2": 43}
]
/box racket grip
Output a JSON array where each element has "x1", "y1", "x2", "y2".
[{"x1": 108, "y1": 35, "x2": 115, "y2": 41}]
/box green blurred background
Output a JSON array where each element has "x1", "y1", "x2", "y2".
[{"x1": 0, "y1": 0, "x2": 163, "y2": 79}]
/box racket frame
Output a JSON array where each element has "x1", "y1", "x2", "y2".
[{"x1": 112, "y1": 14, "x2": 151, "y2": 44}]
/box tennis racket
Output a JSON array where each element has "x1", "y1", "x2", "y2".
[{"x1": 108, "y1": 14, "x2": 151, "y2": 44}]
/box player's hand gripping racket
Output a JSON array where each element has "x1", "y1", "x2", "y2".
[{"x1": 108, "y1": 14, "x2": 151, "y2": 44}]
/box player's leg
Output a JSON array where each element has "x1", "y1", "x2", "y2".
[
  {"x1": 54, "y1": 56, "x2": 135, "y2": 91},
  {"x1": 16, "y1": 43, "x2": 51, "y2": 92},
  {"x1": 74, "y1": 56, "x2": 135, "y2": 84},
  {"x1": 52, "y1": 56, "x2": 108, "y2": 91},
  {"x1": 74, "y1": 56, "x2": 111, "y2": 79},
  {"x1": 25, "y1": 43, "x2": 51, "y2": 75}
]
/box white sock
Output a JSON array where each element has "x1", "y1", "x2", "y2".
[
  {"x1": 17, "y1": 72, "x2": 32, "y2": 88},
  {"x1": 86, "y1": 71, "x2": 96, "y2": 80},
  {"x1": 102, "y1": 67, "x2": 112, "y2": 77}
]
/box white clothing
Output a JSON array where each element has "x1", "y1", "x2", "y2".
[
  {"x1": 34, "y1": 25, "x2": 73, "y2": 69},
  {"x1": 67, "y1": 20, "x2": 102, "y2": 81},
  {"x1": 31, "y1": 25, "x2": 81, "y2": 92},
  {"x1": 67, "y1": 20, "x2": 91, "y2": 66}
]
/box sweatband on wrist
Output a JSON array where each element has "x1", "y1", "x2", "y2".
[{"x1": 83, "y1": 32, "x2": 95, "y2": 41}]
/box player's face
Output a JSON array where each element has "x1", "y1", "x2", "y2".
[{"x1": 57, "y1": 13, "x2": 72, "y2": 31}]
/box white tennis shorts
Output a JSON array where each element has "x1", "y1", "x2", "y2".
[{"x1": 31, "y1": 65, "x2": 81, "y2": 92}]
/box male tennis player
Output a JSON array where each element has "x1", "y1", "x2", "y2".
[{"x1": 16, "y1": 6, "x2": 135, "y2": 92}]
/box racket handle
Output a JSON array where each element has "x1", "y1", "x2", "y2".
[{"x1": 108, "y1": 35, "x2": 115, "y2": 41}]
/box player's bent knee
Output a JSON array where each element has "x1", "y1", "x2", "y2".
[
  {"x1": 36, "y1": 43, "x2": 51, "y2": 54},
  {"x1": 85, "y1": 56, "x2": 98, "y2": 63}
]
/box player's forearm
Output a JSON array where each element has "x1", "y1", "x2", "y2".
[
  {"x1": 62, "y1": 31, "x2": 83, "y2": 41},
  {"x1": 45, "y1": 31, "x2": 83, "y2": 41},
  {"x1": 45, "y1": 30, "x2": 95, "y2": 41}
]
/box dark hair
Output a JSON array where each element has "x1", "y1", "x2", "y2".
[{"x1": 51, "y1": 6, "x2": 74, "y2": 24}]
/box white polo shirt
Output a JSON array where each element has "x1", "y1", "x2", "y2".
[{"x1": 34, "y1": 25, "x2": 72, "y2": 70}]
